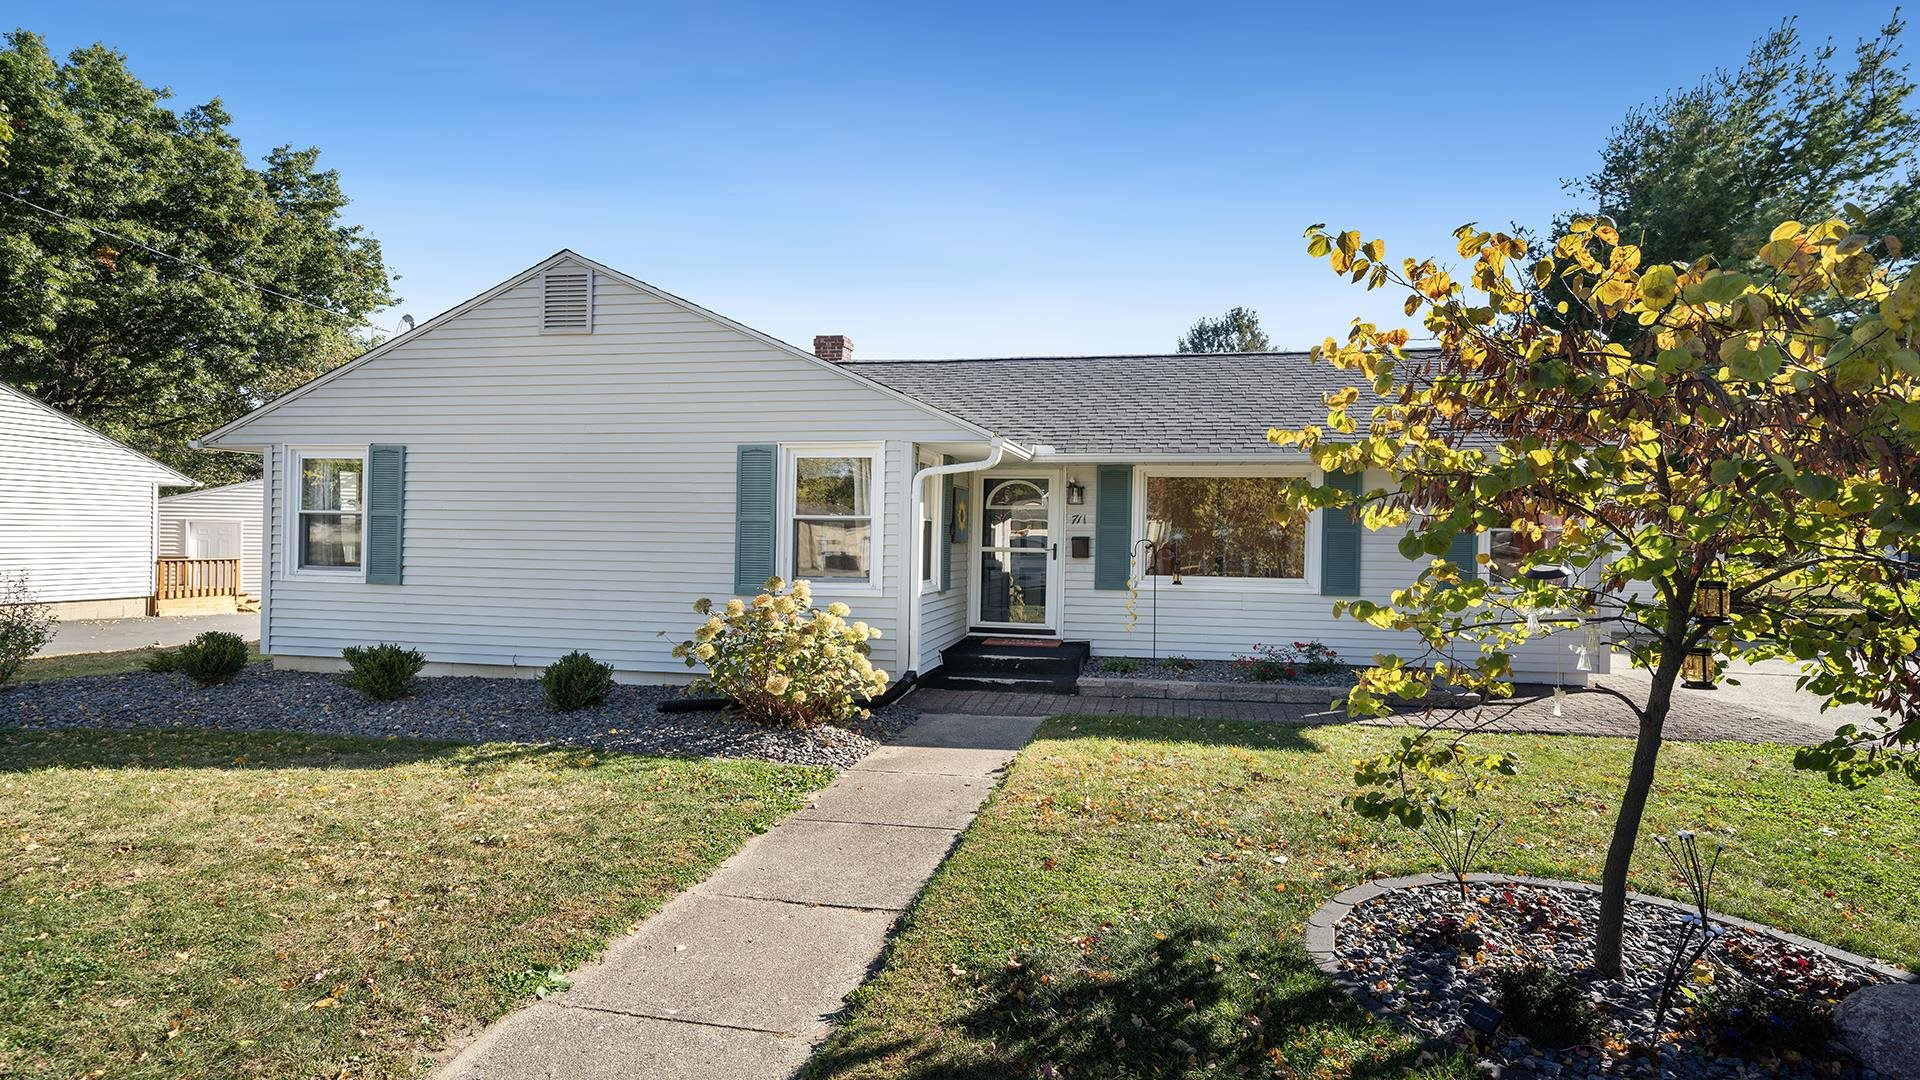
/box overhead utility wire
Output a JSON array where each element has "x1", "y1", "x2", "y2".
[{"x1": 0, "y1": 188, "x2": 384, "y2": 330}]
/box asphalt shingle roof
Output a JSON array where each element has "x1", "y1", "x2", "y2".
[{"x1": 842, "y1": 352, "x2": 1366, "y2": 455}]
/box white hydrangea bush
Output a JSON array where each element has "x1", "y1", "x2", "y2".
[{"x1": 673, "y1": 577, "x2": 887, "y2": 728}]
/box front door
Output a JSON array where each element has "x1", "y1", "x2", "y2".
[
  {"x1": 975, "y1": 475, "x2": 1058, "y2": 631},
  {"x1": 186, "y1": 520, "x2": 242, "y2": 560}
]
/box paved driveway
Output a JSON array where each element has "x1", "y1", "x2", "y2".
[
  {"x1": 1589, "y1": 655, "x2": 1885, "y2": 743},
  {"x1": 41, "y1": 613, "x2": 260, "y2": 657}
]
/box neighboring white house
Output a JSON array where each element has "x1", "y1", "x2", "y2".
[
  {"x1": 0, "y1": 381, "x2": 194, "y2": 619},
  {"x1": 195, "y1": 251, "x2": 1607, "y2": 686},
  {"x1": 159, "y1": 480, "x2": 265, "y2": 599}
]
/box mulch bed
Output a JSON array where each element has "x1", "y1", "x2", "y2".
[
  {"x1": 2, "y1": 665, "x2": 916, "y2": 769},
  {"x1": 1326, "y1": 879, "x2": 1897, "y2": 1078}
]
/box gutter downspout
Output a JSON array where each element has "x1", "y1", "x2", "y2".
[{"x1": 905, "y1": 437, "x2": 1030, "y2": 674}]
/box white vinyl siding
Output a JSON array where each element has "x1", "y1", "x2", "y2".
[
  {"x1": 913, "y1": 453, "x2": 973, "y2": 670},
  {"x1": 222, "y1": 262, "x2": 979, "y2": 681},
  {"x1": 0, "y1": 384, "x2": 184, "y2": 606},
  {"x1": 1062, "y1": 466, "x2": 1607, "y2": 683},
  {"x1": 159, "y1": 479, "x2": 265, "y2": 596}
]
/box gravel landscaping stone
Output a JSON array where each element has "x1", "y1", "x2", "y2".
[
  {"x1": 1, "y1": 665, "x2": 917, "y2": 769},
  {"x1": 1315, "y1": 878, "x2": 1903, "y2": 1079}
]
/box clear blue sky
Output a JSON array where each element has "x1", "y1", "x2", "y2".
[{"x1": 12, "y1": 2, "x2": 1904, "y2": 356}]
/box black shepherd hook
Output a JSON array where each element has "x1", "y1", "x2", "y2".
[{"x1": 1132, "y1": 537, "x2": 1170, "y2": 661}]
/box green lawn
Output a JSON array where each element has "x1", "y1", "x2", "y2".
[
  {"x1": 0, "y1": 728, "x2": 832, "y2": 1079},
  {"x1": 807, "y1": 715, "x2": 1920, "y2": 1080},
  {"x1": 14, "y1": 645, "x2": 267, "y2": 683}
]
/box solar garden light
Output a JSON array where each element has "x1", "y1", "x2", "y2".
[
  {"x1": 1693, "y1": 577, "x2": 1731, "y2": 624},
  {"x1": 1680, "y1": 648, "x2": 1717, "y2": 690}
]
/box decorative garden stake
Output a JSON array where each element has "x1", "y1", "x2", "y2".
[
  {"x1": 1650, "y1": 831, "x2": 1727, "y2": 1035},
  {"x1": 1416, "y1": 810, "x2": 1503, "y2": 901}
]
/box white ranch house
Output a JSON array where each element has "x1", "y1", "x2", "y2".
[
  {"x1": 0, "y1": 381, "x2": 193, "y2": 619},
  {"x1": 197, "y1": 252, "x2": 1604, "y2": 688}
]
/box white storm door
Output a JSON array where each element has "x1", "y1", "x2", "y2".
[{"x1": 974, "y1": 475, "x2": 1060, "y2": 631}]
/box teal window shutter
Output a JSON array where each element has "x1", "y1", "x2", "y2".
[
  {"x1": 735, "y1": 444, "x2": 778, "y2": 593},
  {"x1": 1445, "y1": 529, "x2": 1481, "y2": 581},
  {"x1": 365, "y1": 444, "x2": 405, "y2": 585},
  {"x1": 1320, "y1": 470, "x2": 1362, "y2": 596},
  {"x1": 940, "y1": 455, "x2": 957, "y2": 592},
  {"x1": 1094, "y1": 465, "x2": 1132, "y2": 590}
]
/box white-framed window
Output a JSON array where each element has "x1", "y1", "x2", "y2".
[
  {"x1": 783, "y1": 443, "x2": 882, "y2": 591},
  {"x1": 287, "y1": 448, "x2": 367, "y2": 576},
  {"x1": 918, "y1": 451, "x2": 943, "y2": 594},
  {"x1": 1136, "y1": 464, "x2": 1318, "y2": 588},
  {"x1": 1489, "y1": 515, "x2": 1566, "y2": 580}
]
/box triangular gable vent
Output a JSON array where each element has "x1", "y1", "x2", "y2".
[{"x1": 542, "y1": 267, "x2": 593, "y2": 333}]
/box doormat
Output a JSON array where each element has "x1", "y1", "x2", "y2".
[{"x1": 981, "y1": 637, "x2": 1061, "y2": 648}]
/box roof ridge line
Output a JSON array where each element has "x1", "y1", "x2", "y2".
[{"x1": 842, "y1": 350, "x2": 1323, "y2": 365}]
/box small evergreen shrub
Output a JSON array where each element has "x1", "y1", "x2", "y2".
[
  {"x1": 146, "y1": 630, "x2": 250, "y2": 686},
  {"x1": 542, "y1": 651, "x2": 614, "y2": 711},
  {"x1": 672, "y1": 578, "x2": 886, "y2": 729},
  {"x1": 1690, "y1": 983, "x2": 1834, "y2": 1058},
  {"x1": 1496, "y1": 964, "x2": 1604, "y2": 1048},
  {"x1": 1099, "y1": 656, "x2": 1141, "y2": 675},
  {"x1": 0, "y1": 571, "x2": 56, "y2": 687},
  {"x1": 342, "y1": 643, "x2": 425, "y2": 701}
]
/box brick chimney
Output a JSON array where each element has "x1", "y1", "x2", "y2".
[{"x1": 813, "y1": 334, "x2": 854, "y2": 362}]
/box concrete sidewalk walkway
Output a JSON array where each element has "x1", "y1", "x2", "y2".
[{"x1": 435, "y1": 711, "x2": 1044, "y2": 1080}]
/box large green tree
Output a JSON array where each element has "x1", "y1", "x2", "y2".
[
  {"x1": 1176, "y1": 306, "x2": 1271, "y2": 354},
  {"x1": 0, "y1": 30, "x2": 393, "y2": 485},
  {"x1": 1281, "y1": 214, "x2": 1920, "y2": 976},
  {"x1": 1562, "y1": 12, "x2": 1920, "y2": 270}
]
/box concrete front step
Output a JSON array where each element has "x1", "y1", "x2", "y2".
[
  {"x1": 929, "y1": 637, "x2": 1089, "y2": 694},
  {"x1": 942, "y1": 651, "x2": 1084, "y2": 677}
]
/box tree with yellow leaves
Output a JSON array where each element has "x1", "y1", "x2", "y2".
[{"x1": 1276, "y1": 214, "x2": 1920, "y2": 976}]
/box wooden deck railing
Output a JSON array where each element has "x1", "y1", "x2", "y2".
[{"x1": 152, "y1": 557, "x2": 242, "y2": 614}]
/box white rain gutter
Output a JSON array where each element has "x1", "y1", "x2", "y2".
[{"x1": 904, "y1": 437, "x2": 1031, "y2": 674}]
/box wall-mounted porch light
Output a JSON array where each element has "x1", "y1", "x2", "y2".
[
  {"x1": 1066, "y1": 479, "x2": 1086, "y2": 505},
  {"x1": 1681, "y1": 648, "x2": 1717, "y2": 690}
]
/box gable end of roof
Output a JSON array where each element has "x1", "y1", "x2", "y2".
[
  {"x1": 198, "y1": 251, "x2": 1007, "y2": 448},
  {"x1": 1, "y1": 382, "x2": 196, "y2": 485}
]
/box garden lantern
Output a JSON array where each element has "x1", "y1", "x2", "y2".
[
  {"x1": 1681, "y1": 648, "x2": 1716, "y2": 690},
  {"x1": 1693, "y1": 578, "x2": 1730, "y2": 624}
]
